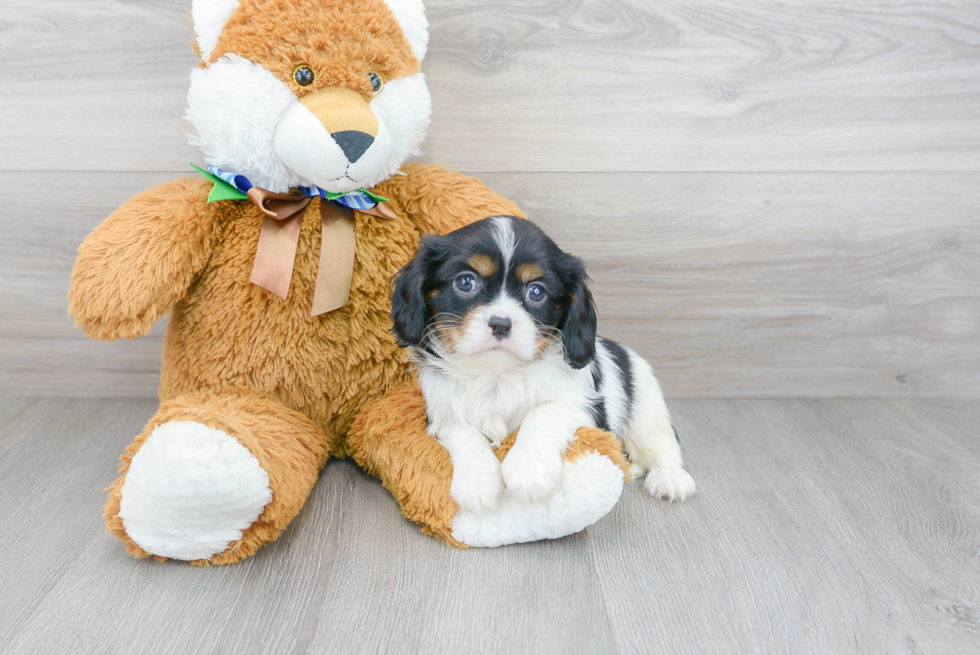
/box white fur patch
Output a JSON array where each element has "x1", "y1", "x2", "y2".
[
  {"x1": 367, "y1": 72, "x2": 432, "y2": 185},
  {"x1": 420, "y1": 348, "x2": 595, "y2": 445},
  {"x1": 383, "y1": 0, "x2": 429, "y2": 61},
  {"x1": 273, "y1": 101, "x2": 366, "y2": 194},
  {"x1": 501, "y1": 401, "x2": 593, "y2": 502},
  {"x1": 118, "y1": 421, "x2": 272, "y2": 561},
  {"x1": 186, "y1": 54, "x2": 304, "y2": 193},
  {"x1": 644, "y1": 466, "x2": 696, "y2": 501},
  {"x1": 451, "y1": 451, "x2": 624, "y2": 547},
  {"x1": 192, "y1": 0, "x2": 240, "y2": 62},
  {"x1": 441, "y1": 423, "x2": 506, "y2": 513}
]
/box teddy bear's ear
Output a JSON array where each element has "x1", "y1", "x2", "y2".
[
  {"x1": 192, "y1": 0, "x2": 240, "y2": 62},
  {"x1": 383, "y1": 0, "x2": 429, "y2": 62}
]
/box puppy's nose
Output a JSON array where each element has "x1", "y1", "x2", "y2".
[
  {"x1": 331, "y1": 130, "x2": 375, "y2": 162},
  {"x1": 488, "y1": 316, "x2": 512, "y2": 340}
]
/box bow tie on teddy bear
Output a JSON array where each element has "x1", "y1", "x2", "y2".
[{"x1": 192, "y1": 163, "x2": 397, "y2": 316}]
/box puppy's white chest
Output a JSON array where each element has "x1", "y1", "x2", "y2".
[
  {"x1": 421, "y1": 370, "x2": 535, "y2": 444},
  {"x1": 458, "y1": 373, "x2": 536, "y2": 446},
  {"x1": 421, "y1": 359, "x2": 587, "y2": 448}
]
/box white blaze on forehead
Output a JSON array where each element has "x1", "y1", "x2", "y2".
[
  {"x1": 490, "y1": 216, "x2": 517, "y2": 273},
  {"x1": 383, "y1": 0, "x2": 429, "y2": 61},
  {"x1": 193, "y1": 0, "x2": 240, "y2": 61}
]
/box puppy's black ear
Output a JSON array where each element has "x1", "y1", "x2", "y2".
[
  {"x1": 390, "y1": 235, "x2": 446, "y2": 347},
  {"x1": 560, "y1": 257, "x2": 598, "y2": 369}
]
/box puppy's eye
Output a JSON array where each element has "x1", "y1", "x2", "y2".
[
  {"x1": 367, "y1": 71, "x2": 384, "y2": 93},
  {"x1": 526, "y1": 284, "x2": 547, "y2": 303},
  {"x1": 293, "y1": 65, "x2": 315, "y2": 87},
  {"x1": 454, "y1": 274, "x2": 477, "y2": 294}
]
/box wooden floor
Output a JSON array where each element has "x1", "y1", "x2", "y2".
[{"x1": 1, "y1": 397, "x2": 977, "y2": 655}]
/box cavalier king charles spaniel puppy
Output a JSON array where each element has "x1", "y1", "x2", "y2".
[{"x1": 391, "y1": 216, "x2": 695, "y2": 514}]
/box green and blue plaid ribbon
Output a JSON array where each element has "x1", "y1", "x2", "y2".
[{"x1": 190, "y1": 164, "x2": 389, "y2": 210}]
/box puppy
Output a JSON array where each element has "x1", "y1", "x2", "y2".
[{"x1": 391, "y1": 216, "x2": 695, "y2": 513}]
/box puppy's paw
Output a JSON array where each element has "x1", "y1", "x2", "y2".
[
  {"x1": 450, "y1": 452, "x2": 504, "y2": 514},
  {"x1": 480, "y1": 416, "x2": 510, "y2": 446},
  {"x1": 501, "y1": 445, "x2": 564, "y2": 503},
  {"x1": 644, "y1": 467, "x2": 696, "y2": 502}
]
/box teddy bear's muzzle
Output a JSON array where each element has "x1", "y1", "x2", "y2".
[{"x1": 274, "y1": 87, "x2": 389, "y2": 193}]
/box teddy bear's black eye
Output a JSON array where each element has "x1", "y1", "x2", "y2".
[
  {"x1": 293, "y1": 65, "x2": 315, "y2": 87},
  {"x1": 367, "y1": 71, "x2": 384, "y2": 93}
]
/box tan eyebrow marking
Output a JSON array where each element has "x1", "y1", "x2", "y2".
[
  {"x1": 467, "y1": 254, "x2": 498, "y2": 277},
  {"x1": 517, "y1": 262, "x2": 545, "y2": 284}
]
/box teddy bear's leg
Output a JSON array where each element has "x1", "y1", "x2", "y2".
[
  {"x1": 347, "y1": 385, "x2": 464, "y2": 545},
  {"x1": 104, "y1": 390, "x2": 329, "y2": 565},
  {"x1": 348, "y1": 384, "x2": 631, "y2": 548}
]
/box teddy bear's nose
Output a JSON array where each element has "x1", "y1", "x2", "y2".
[{"x1": 331, "y1": 131, "x2": 375, "y2": 163}]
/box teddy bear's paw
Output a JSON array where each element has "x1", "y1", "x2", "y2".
[
  {"x1": 643, "y1": 467, "x2": 696, "y2": 502},
  {"x1": 450, "y1": 449, "x2": 504, "y2": 514},
  {"x1": 452, "y1": 451, "x2": 625, "y2": 547},
  {"x1": 118, "y1": 421, "x2": 273, "y2": 561},
  {"x1": 500, "y1": 442, "x2": 564, "y2": 503}
]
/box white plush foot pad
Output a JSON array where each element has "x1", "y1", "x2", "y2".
[
  {"x1": 118, "y1": 421, "x2": 273, "y2": 561},
  {"x1": 451, "y1": 451, "x2": 624, "y2": 548}
]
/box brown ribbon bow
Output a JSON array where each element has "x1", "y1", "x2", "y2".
[{"x1": 246, "y1": 187, "x2": 396, "y2": 316}]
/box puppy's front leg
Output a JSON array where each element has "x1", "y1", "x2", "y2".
[
  {"x1": 502, "y1": 404, "x2": 591, "y2": 503},
  {"x1": 434, "y1": 423, "x2": 504, "y2": 514}
]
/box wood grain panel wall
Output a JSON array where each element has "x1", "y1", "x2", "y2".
[{"x1": 0, "y1": 0, "x2": 978, "y2": 397}]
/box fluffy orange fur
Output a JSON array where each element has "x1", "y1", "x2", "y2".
[
  {"x1": 207, "y1": 0, "x2": 419, "y2": 100},
  {"x1": 73, "y1": 163, "x2": 523, "y2": 563}
]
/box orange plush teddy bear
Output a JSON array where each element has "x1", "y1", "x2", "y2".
[{"x1": 69, "y1": 0, "x2": 628, "y2": 564}]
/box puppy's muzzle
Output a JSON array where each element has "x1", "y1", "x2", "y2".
[{"x1": 488, "y1": 316, "x2": 512, "y2": 340}]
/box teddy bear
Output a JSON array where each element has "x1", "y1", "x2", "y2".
[{"x1": 68, "y1": 0, "x2": 629, "y2": 564}]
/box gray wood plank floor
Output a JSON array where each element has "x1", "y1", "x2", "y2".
[{"x1": 1, "y1": 398, "x2": 977, "y2": 655}]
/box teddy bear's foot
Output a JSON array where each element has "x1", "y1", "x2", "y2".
[
  {"x1": 451, "y1": 449, "x2": 625, "y2": 547},
  {"x1": 118, "y1": 420, "x2": 272, "y2": 561},
  {"x1": 105, "y1": 390, "x2": 330, "y2": 565}
]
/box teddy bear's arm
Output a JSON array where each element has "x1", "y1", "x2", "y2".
[
  {"x1": 383, "y1": 163, "x2": 525, "y2": 235},
  {"x1": 68, "y1": 177, "x2": 224, "y2": 341}
]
